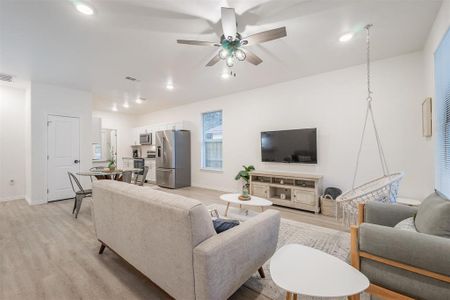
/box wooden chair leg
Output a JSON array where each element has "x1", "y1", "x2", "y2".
[
  {"x1": 99, "y1": 243, "x2": 106, "y2": 254},
  {"x1": 75, "y1": 196, "x2": 83, "y2": 218},
  {"x1": 285, "y1": 292, "x2": 292, "y2": 300},
  {"x1": 258, "y1": 267, "x2": 265, "y2": 278}
]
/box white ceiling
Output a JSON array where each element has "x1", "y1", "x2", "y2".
[{"x1": 0, "y1": 0, "x2": 442, "y2": 114}]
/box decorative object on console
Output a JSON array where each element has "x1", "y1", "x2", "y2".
[
  {"x1": 235, "y1": 165, "x2": 255, "y2": 200},
  {"x1": 337, "y1": 24, "x2": 403, "y2": 226},
  {"x1": 422, "y1": 97, "x2": 432, "y2": 137}
]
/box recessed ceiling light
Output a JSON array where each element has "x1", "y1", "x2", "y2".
[
  {"x1": 166, "y1": 82, "x2": 174, "y2": 90},
  {"x1": 112, "y1": 104, "x2": 118, "y2": 112},
  {"x1": 136, "y1": 97, "x2": 146, "y2": 104},
  {"x1": 123, "y1": 102, "x2": 129, "y2": 108},
  {"x1": 339, "y1": 32, "x2": 353, "y2": 42},
  {"x1": 75, "y1": 2, "x2": 94, "y2": 15},
  {"x1": 221, "y1": 72, "x2": 230, "y2": 79}
]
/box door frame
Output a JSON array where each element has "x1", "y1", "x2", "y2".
[{"x1": 46, "y1": 113, "x2": 81, "y2": 203}]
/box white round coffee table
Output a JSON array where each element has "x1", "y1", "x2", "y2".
[
  {"x1": 270, "y1": 244, "x2": 369, "y2": 300},
  {"x1": 219, "y1": 193, "x2": 273, "y2": 217}
]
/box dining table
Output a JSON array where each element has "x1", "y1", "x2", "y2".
[{"x1": 77, "y1": 168, "x2": 142, "y2": 181}]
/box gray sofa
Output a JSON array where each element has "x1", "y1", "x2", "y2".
[
  {"x1": 351, "y1": 201, "x2": 450, "y2": 300},
  {"x1": 91, "y1": 180, "x2": 280, "y2": 300}
]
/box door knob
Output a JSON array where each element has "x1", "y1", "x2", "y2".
[{"x1": 74, "y1": 160, "x2": 80, "y2": 164}]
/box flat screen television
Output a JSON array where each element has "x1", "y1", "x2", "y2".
[{"x1": 261, "y1": 128, "x2": 317, "y2": 164}]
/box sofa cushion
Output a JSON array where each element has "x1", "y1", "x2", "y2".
[
  {"x1": 394, "y1": 217, "x2": 417, "y2": 232},
  {"x1": 414, "y1": 191, "x2": 450, "y2": 238},
  {"x1": 212, "y1": 218, "x2": 239, "y2": 233}
]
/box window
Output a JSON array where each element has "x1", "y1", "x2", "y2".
[
  {"x1": 435, "y1": 28, "x2": 450, "y2": 197},
  {"x1": 202, "y1": 110, "x2": 223, "y2": 170},
  {"x1": 92, "y1": 144, "x2": 102, "y2": 160}
]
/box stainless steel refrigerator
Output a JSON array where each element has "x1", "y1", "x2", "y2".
[{"x1": 155, "y1": 130, "x2": 191, "y2": 188}]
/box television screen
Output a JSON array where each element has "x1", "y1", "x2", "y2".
[{"x1": 261, "y1": 128, "x2": 317, "y2": 164}]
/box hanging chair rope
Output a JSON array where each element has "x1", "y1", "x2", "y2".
[
  {"x1": 351, "y1": 24, "x2": 390, "y2": 189},
  {"x1": 338, "y1": 24, "x2": 404, "y2": 226}
]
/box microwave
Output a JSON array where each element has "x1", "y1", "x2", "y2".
[{"x1": 139, "y1": 133, "x2": 152, "y2": 145}]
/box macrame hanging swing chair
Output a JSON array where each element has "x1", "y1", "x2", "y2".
[{"x1": 336, "y1": 24, "x2": 404, "y2": 225}]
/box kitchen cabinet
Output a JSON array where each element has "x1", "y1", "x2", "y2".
[
  {"x1": 130, "y1": 122, "x2": 187, "y2": 147},
  {"x1": 131, "y1": 128, "x2": 140, "y2": 145},
  {"x1": 122, "y1": 158, "x2": 134, "y2": 169}
]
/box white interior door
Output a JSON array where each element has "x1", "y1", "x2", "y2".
[{"x1": 47, "y1": 115, "x2": 80, "y2": 202}]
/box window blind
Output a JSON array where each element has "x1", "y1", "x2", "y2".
[{"x1": 434, "y1": 27, "x2": 450, "y2": 198}]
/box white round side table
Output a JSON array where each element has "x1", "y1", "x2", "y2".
[
  {"x1": 219, "y1": 193, "x2": 273, "y2": 217},
  {"x1": 270, "y1": 244, "x2": 369, "y2": 300}
]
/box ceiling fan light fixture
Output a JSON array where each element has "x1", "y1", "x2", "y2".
[
  {"x1": 226, "y1": 56, "x2": 234, "y2": 67},
  {"x1": 219, "y1": 48, "x2": 229, "y2": 60},
  {"x1": 221, "y1": 72, "x2": 230, "y2": 79},
  {"x1": 136, "y1": 97, "x2": 146, "y2": 104},
  {"x1": 235, "y1": 49, "x2": 246, "y2": 61}
]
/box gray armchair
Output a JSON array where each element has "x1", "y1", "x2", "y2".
[{"x1": 351, "y1": 202, "x2": 450, "y2": 300}]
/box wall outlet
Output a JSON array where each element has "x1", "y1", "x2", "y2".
[{"x1": 9, "y1": 179, "x2": 14, "y2": 185}]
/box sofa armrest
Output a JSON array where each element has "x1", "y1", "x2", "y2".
[
  {"x1": 193, "y1": 209, "x2": 280, "y2": 300},
  {"x1": 359, "y1": 223, "x2": 450, "y2": 277},
  {"x1": 364, "y1": 202, "x2": 417, "y2": 227}
]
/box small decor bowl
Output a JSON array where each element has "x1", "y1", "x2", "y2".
[{"x1": 239, "y1": 195, "x2": 251, "y2": 201}]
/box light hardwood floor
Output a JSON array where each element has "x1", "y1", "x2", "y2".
[{"x1": 0, "y1": 185, "x2": 344, "y2": 300}]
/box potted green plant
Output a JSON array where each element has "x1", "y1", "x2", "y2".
[
  {"x1": 107, "y1": 148, "x2": 116, "y2": 171},
  {"x1": 235, "y1": 165, "x2": 255, "y2": 200}
]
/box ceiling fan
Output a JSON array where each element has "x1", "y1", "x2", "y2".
[{"x1": 177, "y1": 7, "x2": 287, "y2": 68}]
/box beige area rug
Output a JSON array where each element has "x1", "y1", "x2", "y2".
[{"x1": 208, "y1": 204, "x2": 368, "y2": 300}]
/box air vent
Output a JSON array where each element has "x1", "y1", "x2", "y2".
[
  {"x1": 125, "y1": 76, "x2": 138, "y2": 81},
  {"x1": 0, "y1": 73, "x2": 13, "y2": 82}
]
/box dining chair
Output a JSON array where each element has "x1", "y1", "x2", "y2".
[
  {"x1": 68, "y1": 172, "x2": 92, "y2": 218},
  {"x1": 121, "y1": 170, "x2": 133, "y2": 183},
  {"x1": 134, "y1": 166, "x2": 149, "y2": 186}
]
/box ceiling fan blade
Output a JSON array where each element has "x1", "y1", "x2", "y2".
[
  {"x1": 221, "y1": 7, "x2": 237, "y2": 40},
  {"x1": 206, "y1": 53, "x2": 221, "y2": 67},
  {"x1": 177, "y1": 40, "x2": 220, "y2": 47},
  {"x1": 242, "y1": 27, "x2": 287, "y2": 46},
  {"x1": 245, "y1": 50, "x2": 263, "y2": 65}
]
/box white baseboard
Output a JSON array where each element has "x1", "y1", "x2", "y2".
[{"x1": 0, "y1": 195, "x2": 25, "y2": 202}]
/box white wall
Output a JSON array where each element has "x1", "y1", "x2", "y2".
[
  {"x1": 0, "y1": 85, "x2": 26, "y2": 201},
  {"x1": 423, "y1": 0, "x2": 450, "y2": 185},
  {"x1": 27, "y1": 82, "x2": 92, "y2": 205},
  {"x1": 92, "y1": 111, "x2": 134, "y2": 168},
  {"x1": 137, "y1": 52, "x2": 432, "y2": 199}
]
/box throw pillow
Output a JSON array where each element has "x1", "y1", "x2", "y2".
[
  {"x1": 394, "y1": 217, "x2": 417, "y2": 232},
  {"x1": 212, "y1": 218, "x2": 240, "y2": 234},
  {"x1": 414, "y1": 191, "x2": 450, "y2": 238}
]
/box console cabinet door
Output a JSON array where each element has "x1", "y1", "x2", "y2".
[
  {"x1": 252, "y1": 184, "x2": 269, "y2": 198},
  {"x1": 293, "y1": 189, "x2": 316, "y2": 205}
]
